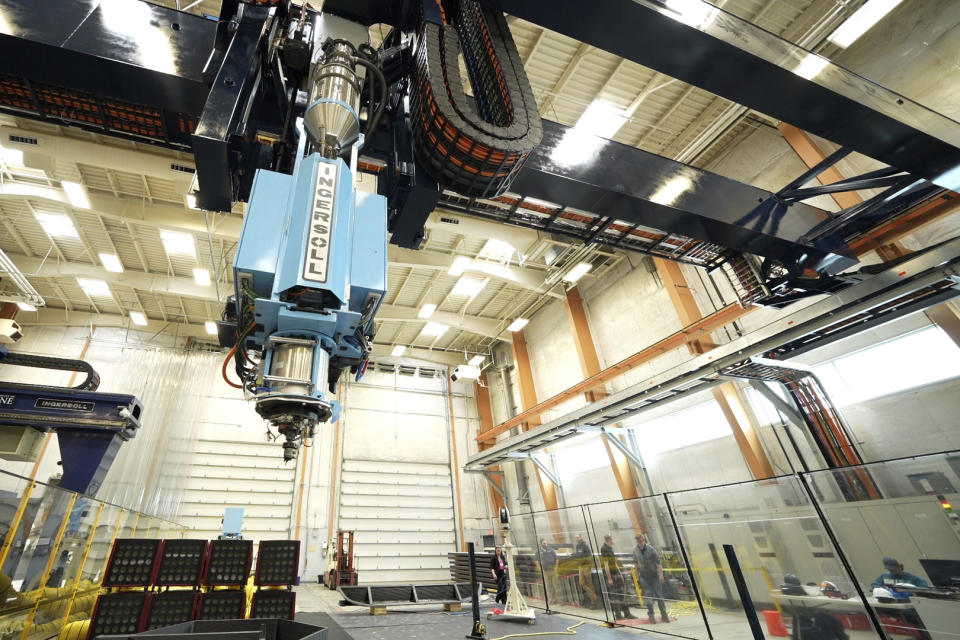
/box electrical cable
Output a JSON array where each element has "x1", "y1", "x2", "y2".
[
  {"x1": 488, "y1": 621, "x2": 584, "y2": 640},
  {"x1": 222, "y1": 324, "x2": 255, "y2": 389},
  {"x1": 351, "y1": 56, "x2": 386, "y2": 137}
]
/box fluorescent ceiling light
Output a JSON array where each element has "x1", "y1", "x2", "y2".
[
  {"x1": 391, "y1": 345, "x2": 406, "y2": 356},
  {"x1": 0, "y1": 146, "x2": 23, "y2": 166},
  {"x1": 478, "y1": 238, "x2": 515, "y2": 263},
  {"x1": 448, "y1": 256, "x2": 472, "y2": 276},
  {"x1": 650, "y1": 176, "x2": 693, "y2": 206},
  {"x1": 793, "y1": 53, "x2": 829, "y2": 80},
  {"x1": 160, "y1": 229, "x2": 196, "y2": 257},
  {"x1": 36, "y1": 213, "x2": 79, "y2": 238},
  {"x1": 204, "y1": 321, "x2": 218, "y2": 335},
  {"x1": 193, "y1": 268, "x2": 211, "y2": 286},
  {"x1": 575, "y1": 100, "x2": 626, "y2": 139},
  {"x1": 186, "y1": 193, "x2": 199, "y2": 210},
  {"x1": 450, "y1": 276, "x2": 486, "y2": 297},
  {"x1": 99, "y1": 253, "x2": 124, "y2": 273},
  {"x1": 507, "y1": 318, "x2": 529, "y2": 332},
  {"x1": 418, "y1": 303, "x2": 437, "y2": 319},
  {"x1": 827, "y1": 0, "x2": 904, "y2": 48},
  {"x1": 62, "y1": 181, "x2": 91, "y2": 209},
  {"x1": 16, "y1": 302, "x2": 36, "y2": 312},
  {"x1": 562, "y1": 262, "x2": 593, "y2": 283},
  {"x1": 664, "y1": 0, "x2": 719, "y2": 29},
  {"x1": 468, "y1": 354, "x2": 485, "y2": 367},
  {"x1": 130, "y1": 311, "x2": 147, "y2": 326},
  {"x1": 551, "y1": 100, "x2": 626, "y2": 166},
  {"x1": 421, "y1": 321, "x2": 449, "y2": 337},
  {"x1": 77, "y1": 278, "x2": 111, "y2": 297}
]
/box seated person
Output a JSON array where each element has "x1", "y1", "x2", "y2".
[{"x1": 871, "y1": 557, "x2": 929, "y2": 589}]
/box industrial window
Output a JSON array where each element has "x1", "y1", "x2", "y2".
[
  {"x1": 554, "y1": 435, "x2": 609, "y2": 479},
  {"x1": 630, "y1": 401, "x2": 732, "y2": 457},
  {"x1": 812, "y1": 325, "x2": 960, "y2": 406}
]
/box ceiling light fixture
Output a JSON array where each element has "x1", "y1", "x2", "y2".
[
  {"x1": 793, "y1": 53, "x2": 829, "y2": 81},
  {"x1": 193, "y1": 268, "x2": 211, "y2": 286},
  {"x1": 562, "y1": 262, "x2": 593, "y2": 283},
  {"x1": 507, "y1": 318, "x2": 529, "y2": 332},
  {"x1": 185, "y1": 193, "x2": 200, "y2": 210},
  {"x1": 77, "y1": 278, "x2": 111, "y2": 297},
  {"x1": 551, "y1": 100, "x2": 627, "y2": 166},
  {"x1": 36, "y1": 213, "x2": 79, "y2": 238},
  {"x1": 391, "y1": 345, "x2": 406, "y2": 356},
  {"x1": 421, "y1": 321, "x2": 449, "y2": 337},
  {"x1": 130, "y1": 311, "x2": 147, "y2": 326},
  {"x1": 0, "y1": 145, "x2": 23, "y2": 166},
  {"x1": 99, "y1": 253, "x2": 124, "y2": 273},
  {"x1": 62, "y1": 181, "x2": 91, "y2": 209},
  {"x1": 418, "y1": 303, "x2": 437, "y2": 319},
  {"x1": 650, "y1": 176, "x2": 693, "y2": 206},
  {"x1": 663, "y1": 0, "x2": 719, "y2": 30},
  {"x1": 450, "y1": 276, "x2": 485, "y2": 298},
  {"x1": 204, "y1": 321, "x2": 218, "y2": 335},
  {"x1": 468, "y1": 354, "x2": 485, "y2": 367},
  {"x1": 478, "y1": 238, "x2": 516, "y2": 263},
  {"x1": 448, "y1": 256, "x2": 472, "y2": 276},
  {"x1": 454, "y1": 364, "x2": 481, "y2": 381},
  {"x1": 160, "y1": 229, "x2": 196, "y2": 257},
  {"x1": 16, "y1": 302, "x2": 36, "y2": 312},
  {"x1": 827, "y1": 0, "x2": 904, "y2": 48}
]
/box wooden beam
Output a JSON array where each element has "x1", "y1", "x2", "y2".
[
  {"x1": 565, "y1": 287, "x2": 646, "y2": 530},
  {"x1": 656, "y1": 258, "x2": 775, "y2": 479},
  {"x1": 511, "y1": 331, "x2": 560, "y2": 512},
  {"x1": 777, "y1": 123, "x2": 863, "y2": 210},
  {"x1": 475, "y1": 373, "x2": 506, "y2": 515},
  {"x1": 476, "y1": 302, "x2": 750, "y2": 442},
  {"x1": 712, "y1": 383, "x2": 776, "y2": 479}
]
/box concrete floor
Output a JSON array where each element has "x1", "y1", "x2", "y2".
[
  {"x1": 293, "y1": 584, "x2": 670, "y2": 640},
  {"x1": 294, "y1": 584, "x2": 888, "y2": 640}
]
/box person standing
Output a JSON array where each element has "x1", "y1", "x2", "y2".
[
  {"x1": 538, "y1": 539, "x2": 560, "y2": 601},
  {"x1": 572, "y1": 534, "x2": 599, "y2": 608},
  {"x1": 600, "y1": 535, "x2": 634, "y2": 620},
  {"x1": 490, "y1": 546, "x2": 509, "y2": 605},
  {"x1": 632, "y1": 533, "x2": 669, "y2": 623}
]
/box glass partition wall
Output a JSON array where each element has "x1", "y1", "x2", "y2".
[
  {"x1": 0, "y1": 469, "x2": 186, "y2": 640},
  {"x1": 490, "y1": 451, "x2": 960, "y2": 640}
]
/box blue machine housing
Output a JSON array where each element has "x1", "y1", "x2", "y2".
[{"x1": 233, "y1": 150, "x2": 387, "y2": 421}]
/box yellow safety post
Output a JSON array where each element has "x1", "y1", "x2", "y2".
[
  {"x1": 94, "y1": 509, "x2": 128, "y2": 583},
  {"x1": 759, "y1": 566, "x2": 782, "y2": 615},
  {"x1": 629, "y1": 567, "x2": 642, "y2": 605},
  {"x1": 0, "y1": 480, "x2": 37, "y2": 569},
  {"x1": 56, "y1": 503, "x2": 105, "y2": 631},
  {"x1": 20, "y1": 493, "x2": 79, "y2": 640}
]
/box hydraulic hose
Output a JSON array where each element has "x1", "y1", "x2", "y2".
[{"x1": 352, "y1": 56, "x2": 388, "y2": 138}]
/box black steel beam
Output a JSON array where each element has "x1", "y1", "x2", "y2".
[
  {"x1": 512, "y1": 120, "x2": 856, "y2": 273},
  {"x1": 491, "y1": 0, "x2": 960, "y2": 191},
  {"x1": 0, "y1": 0, "x2": 214, "y2": 145},
  {"x1": 192, "y1": 6, "x2": 273, "y2": 211}
]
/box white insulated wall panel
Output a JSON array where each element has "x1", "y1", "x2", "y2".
[{"x1": 179, "y1": 437, "x2": 295, "y2": 542}]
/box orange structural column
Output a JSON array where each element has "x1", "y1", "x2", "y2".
[
  {"x1": 654, "y1": 258, "x2": 775, "y2": 479},
  {"x1": 564, "y1": 287, "x2": 646, "y2": 530}
]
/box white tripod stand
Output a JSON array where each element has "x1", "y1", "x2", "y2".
[{"x1": 488, "y1": 507, "x2": 536, "y2": 624}]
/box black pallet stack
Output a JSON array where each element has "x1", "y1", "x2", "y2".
[{"x1": 88, "y1": 538, "x2": 302, "y2": 640}]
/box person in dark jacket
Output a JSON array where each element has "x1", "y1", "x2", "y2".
[
  {"x1": 539, "y1": 539, "x2": 560, "y2": 599},
  {"x1": 572, "y1": 534, "x2": 599, "y2": 608},
  {"x1": 600, "y1": 534, "x2": 634, "y2": 620},
  {"x1": 490, "y1": 546, "x2": 508, "y2": 605},
  {"x1": 633, "y1": 533, "x2": 669, "y2": 623}
]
